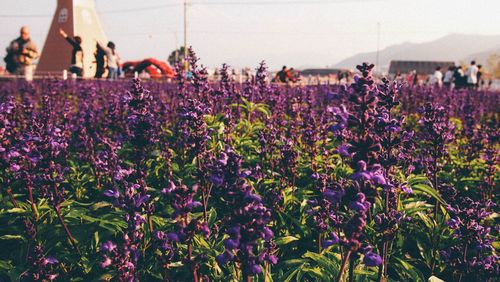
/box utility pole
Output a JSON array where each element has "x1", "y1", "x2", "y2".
[
  {"x1": 184, "y1": 0, "x2": 188, "y2": 71},
  {"x1": 376, "y1": 22, "x2": 380, "y2": 74},
  {"x1": 174, "y1": 31, "x2": 179, "y2": 62}
]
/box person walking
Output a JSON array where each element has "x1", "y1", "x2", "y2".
[
  {"x1": 4, "y1": 26, "x2": 39, "y2": 81},
  {"x1": 96, "y1": 40, "x2": 119, "y2": 80},
  {"x1": 466, "y1": 60, "x2": 478, "y2": 89},
  {"x1": 59, "y1": 28, "x2": 83, "y2": 77}
]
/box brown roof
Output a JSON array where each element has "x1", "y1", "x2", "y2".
[
  {"x1": 388, "y1": 60, "x2": 455, "y2": 74},
  {"x1": 300, "y1": 68, "x2": 348, "y2": 76}
]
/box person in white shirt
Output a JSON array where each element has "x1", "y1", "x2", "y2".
[
  {"x1": 96, "y1": 40, "x2": 119, "y2": 80},
  {"x1": 466, "y1": 60, "x2": 478, "y2": 88},
  {"x1": 430, "y1": 66, "x2": 443, "y2": 88},
  {"x1": 443, "y1": 66, "x2": 455, "y2": 89}
]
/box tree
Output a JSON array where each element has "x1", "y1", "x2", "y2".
[{"x1": 486, "y1": 54, "x2": 500, "y2": 78}]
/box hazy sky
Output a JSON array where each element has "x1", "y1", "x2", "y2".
[{"x1": 1, "y1": 0, "x2": 499, "y2": 70}]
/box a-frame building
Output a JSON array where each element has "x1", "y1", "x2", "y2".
[{"x1": 37, "y1": 0, "x2": 107, "y2": 78}]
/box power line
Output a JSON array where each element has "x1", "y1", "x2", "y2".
[
  {"x1": 0, "y1": 3, "x2": 182, "y2": 18},
  {"x1": 0, "y1": 14, "x2": 49, "y2": 18},
  {"x1": 0, "y1": 0, "x2": 380, "y2": 18},
  {"x1": 191, "y1": 0, "x2": 376, "y2": 5},
  {"x1": 98, "y1": 3, "x2": 182, "y2": 14}
]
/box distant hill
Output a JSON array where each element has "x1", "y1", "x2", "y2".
[
  {"x1": 334, "y1": 34, "x2": 500, "y2": 71},
  {"x1": 462, "y1": 46, "x2": 500, "y2": 66}
]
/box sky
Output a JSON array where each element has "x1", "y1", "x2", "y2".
[{"x1": 1, "y1": 0, "x2": 499, "y2": 70}]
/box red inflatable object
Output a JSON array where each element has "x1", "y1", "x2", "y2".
[{"x1": 122, "y1": 58, "x2": 176, "y2": 79}]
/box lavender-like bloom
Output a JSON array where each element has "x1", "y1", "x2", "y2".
[
  {"x1": 176, "y1": 98, "x2": 211, "y2": 157},
  {"x1": 212, "y1": 146, "x2": 276, "y2": 278},
  {"x1": 307, "y1": 173, "x2": 345, "y2": 235},
  {"x1": 161, "y1": 180, "x2": 209, "y2": 241},
  {"x1": 99, "y1": 79, "x2": 157, "y2": 281},
  {"x1": 441, "y1": 187, "x2": 499, "y2": 280},
  {"x1": 415, "y1": 102, "x2": 455, "y2": 177},
  {"x1": 24, "y1": 244, "x2": 59, "y2": 281}
]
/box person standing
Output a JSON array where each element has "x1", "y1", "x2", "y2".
[
  {"x1": 453, "y1": 66, "x2": 465, "y2": 89},
  {"x1": 443, "y1": 66, "x2": 455, "y2": 89},
  {"x1": 4, "y1": 26, "x2": 39, "y2": 81},
  {"x1": 59, "y1": 28, "x2": 83, "y2": 78},
  {"x1": 466, "y1": 60, "x2": 478, "y2": 89},
  {"x1": 411, "y1": 70, "x2": 418, "y2": 87},
  {"x1": 476, "y1": 65, "x2": 483, "y2": 89},
  {"x1": 97, "y1": 40, "x2": 119, "y2": 80},
  {"x1": 430, "y1": 66, "x2": 443, "y2": 87},
  {"x1": 94, "y1": 43, "x2": 106, "y2": 79}
]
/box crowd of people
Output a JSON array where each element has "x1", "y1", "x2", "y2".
[
  {"x1": 399, "y1": 61, "x2": 488, "y2": 89},
  {"x1": 3, "y1": 26, "x2": 121, "y2": 80},
  {"x1": 437, "y1": 61, "x2": 483, "y2": 89}
]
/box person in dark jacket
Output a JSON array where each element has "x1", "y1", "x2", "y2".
[
  {"x1": 274, "y1": 66, "x2": 288, "y2": 83},
  {"x1": 453, "y1": 66, "x2": 465, "y2": 89},
  {"x1": 94, "y1": 44, "x2": 106, "y2": 79},
  {"x1": 59, "y1": 28, "x2": 83, "y2": 77},
  {"x1": 476, "y1": 65, "x2": 483, "y2": 89},
  {"x1": 4, "y1": 26, "x2": 39, "y2": 80}
]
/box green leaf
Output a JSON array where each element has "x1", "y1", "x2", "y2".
[
  {"x1": 407, "y1": 175, "x2": 431, "y2": 186},
  {"x1": 300, "y1": 266, "x2": 327, "y2": 280},
  {"x1": 411, "y1": 183, "x2": 446, "y2": 205},
  {"x1": 282, "y1": 264, "x2": 303, "y2": 282},
  {"x1": 4, "y1": 208, "x2": 27, "y2": 214},
  {"x1": 275, "y1": 236, "x2": 300, "y2": 246},
  {"x1": 0, "y1": 235, "x2": 25, "y2": 241},
  {"x1": 302, "y1": 251, "x2": 339, "y2": 277},
  {"x1": 0, "y1": 260, "x2": 13, "y2": 272},
  {"x1": 393, "y1": 257, "x2": 425, "y2": 281},
  {"x1": 403, "y1": 200, "x2": 434, "y2": 215}
]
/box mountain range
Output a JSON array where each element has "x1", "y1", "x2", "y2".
[{"x1": 334, "y1": 34, "x2": 500, "y2": 71}]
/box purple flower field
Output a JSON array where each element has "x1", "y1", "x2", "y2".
[{"x1": 0, "y1": 53, "x2": 498, "y2": 282}]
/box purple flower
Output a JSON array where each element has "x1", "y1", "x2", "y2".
[
  {"x1": 322, "y1": 232, "x2": 340, "y2": 248},
  {"x1": 161, "y1": 180, "x2": 176, "y2": 194},
  {"x1": 134, "y1": 194, "x2": 150, "y2": 207},
  {"x1": 401, "y1": 185, "x2": 413, "y2": 194},
  {"x1": 99, "y1": 256, "x2": 112, "y2": 268},
  {"x1": 262, "y1": 227, "x2": 274, "y2": 241},
  {"x1": 216, "y1": 251, "x2": 234, "y2": 265},
  {"x1": 364, "y1": 251, "x2": 382, "y2": 267},
  {"x1": 250, "y1": 264, "x2": 262, "y2": 274},
  {"x1": 349, "y1": 193, "x2": 371, "y2": 213},
  {"x1": 101, "y1": 241, "x2": 117, "y2": 252},
  {"x1": 104, "y1": 189, "x2": 119, "y2": 198},
  {"x1": 323, "y1": 188, "x2": 345, "y2": 204},
  {"x1": 43, "y1": 256, "x2": 58, "y2": 265},
  {"x1": 167, "y1": 232, "x2": 180, "y2": 242},
  {"x1": 224, "y1": 239, "x2": 240, "y2": 250},
  {"x1": 336, "y1": 144, "x2": 352, "y2": 158},
  {"x1": 9, "y1": 163, "x2": 20, "y2": 172}
]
